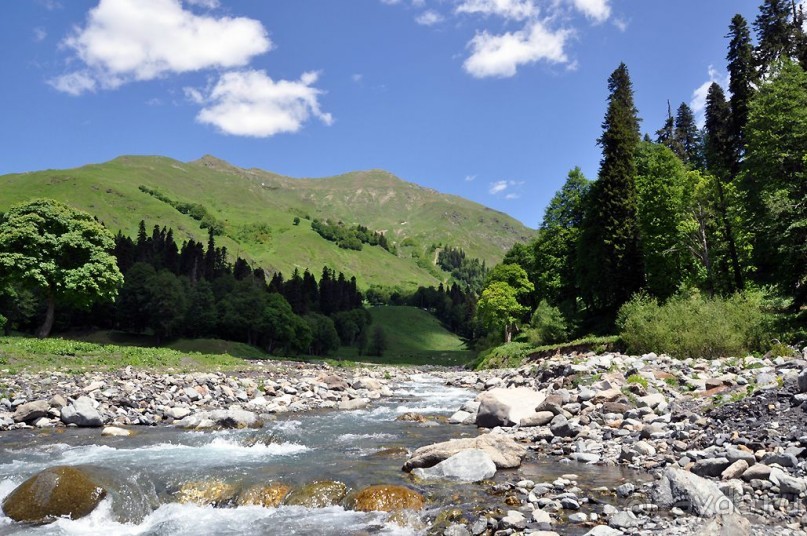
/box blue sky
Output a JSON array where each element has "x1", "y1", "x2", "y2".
[{"x1": 1, "y1": 0, "x2": 764, "y2": 227}]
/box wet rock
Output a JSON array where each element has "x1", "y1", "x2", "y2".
[
  {"x1": 615, "y1": 483, "x2": 635, "y2": 497},
  {"x1": 499, "y1": 510, "x2": 526, "y2": 530},
  {"x1": 608, "y1": 511, "x2": 639, "y2": 529},
  {"x1": 584, "y1": 526, "x2": 624, "y2": 536},
  {"x1": 1, "y1": 466, "x2": 107, "y2": 523},
  {"x1": 413, "y1": 449, "x2": 496, "y2": 482},
  {"x1": 449, "y1": 410, "x2": 473, "y2": 424},
  {"x1": 176, "y1": 480, "x2": 237, "y2": 506},
  {"x1": 236, "y1": 483, "x2": 290, "y2": 507},
  {"x1": 60, "y1": 397, "x2": 103, "y2": 427},
  {"x1": 443, "y1": 524, "x2": 471, "y2": 536},
  {"x1": 176, "y1": 408, "x2": 261, "y2": 429},
  {"x1": 403, "y1": 433, "x2": 527, "y2": 471},
  {"x1": 350, "y1": 484, "x2": 424, "y2": 512},
  {"x1": 475, "y1": 387, "x2": 545, "y2": 428},
  {"x1": 284, "y1": 480, "x2": 347, "y2": 508},
  {"x1": 338, "y1": 398, "x2": 369, "y2": 411},
  {"x1": 654, "y1": 467, "x2": 733, "y2": 517},
  {"x1": 12, "y1": 400, "x2": 50, "y2": 423},
  {"x1": 101, "y1": 426, "x2": 131, "y2": 437},
  {"x1": 397, "y1": 412, "x2": 429, "y2": 423}
]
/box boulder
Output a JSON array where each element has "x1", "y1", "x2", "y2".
[
  {"x1": 101, "y1": 426, "x2": 131, "y2": 437},
  {"x1": 353, "y1": 377, "x2": 382, "y2": 391},
  {"x1": 176, "y1": 408, "x2": 261, "y2": 429},
  {"x1": 798, "y1": 369, "x2": 807, "y2": 394},
  {"x1": 520, "y1": 411, "x2": 555, "y2": 427},
  {"x1": 164, "y1": 407, "x2": 192, "y2": 420},
  {"x1": 403, "y1": 433, "x2": 527, "y2": 471},
  {"x1": 12, "y1": 400, "x2": 50, "y2": 423},
  {"x1": 769, "y1": 468, "x2": 807, "y2": 495},
  {"x1": 654, "y1": 467, "x2": 734, "y2": 517},
  {"x1": 475, "y1": 387, "x2": 545, "y2": 428},
  {"x1": 696, "y1": 513, "x2": 751, "y2": 536},
  {"x1": 412, "y1": 449, "x2": 496, "y2": 482},
  {"x1": 236, "y1": 483, "x2": 291, "y2": 507},
  {"x1": 176, "y1": 480, "x2": 237, "y2": 506},
  {"x1": 349, "y1": 485, "x2": 424, "y2": 512},
  {"x1": 338, "y1": 398, "x2": 369, "y2": 411},
  {"x1": 2, "y1": 466, "x2": 106, "y2": 523},
  {"x1": 284, "y1": 480, "x2": 347, "y2": 508},
  {"x1": 584, "y1": 527, "x2": 624, "y2": 536},
  {"x1": 721, "y1": 460, "x2": 748, "y2": 481},
  {"x1": 60, "y1": 397, "x2": 103, "y2": 427},
  {"x1": 549, "y1": 414, "x2": 578, "y2": 438},
  {"x1": 692, "y1": 458, "x2": 732, "y2": 478},
  {"x1": 449, "y1": 410, "x2": 473, "y2": 424},
  {"x1": 741, "y1": 464, "x2": 771, "y2": 481},
  {"x1": 321, "y1": 374, "x2": 349, "y2": 391}
]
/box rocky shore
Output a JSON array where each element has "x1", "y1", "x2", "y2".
[{"x1": 2, "y1": 347, "x2": 807, "y2": 535}]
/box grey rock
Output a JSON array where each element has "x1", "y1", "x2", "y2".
[
  {"x1": 403, "y1": 433, "x2": 527, "y2": 471},
  {"x1": 692, "y1": 457, "x2": 732, "y2": 478},
  {"x1": 60, "y1": 397, "x2": 103, "y2": 427},
  {"x1": 798, "y1": 369, "x2": 807, "y2": 393},
  {"x1": 725, "y1": 447, "x2": 755, "y2": 466},
  {"x1": 584, "y1": 527, "x2": 624, "y2": 536},
  {"x1": 654, "y1": 467, "x2": 734, "y2": 517},
  {"x1": 531, "y1": 508, "x2": 553, "y2": 528},
  {"x1": 570, "y1": 452, "x2": 600, "y2": 464},
  {"x1": 720, "y1": 460, "x2": 748, "y2": 481},
  {"x1": 520, "y1": 411, "x2": 555, "y2": 427},
  {"x1": 12, "y1": 400, "x2": 49, "y2": 423},
  {"x1": 443, "y1": 524, "x2": 471, "y2": 536},
  {"x1": 412, "y1": 449, "x2": 496, "y2": 482},
  {"x1": 164, "y1": 407, "x2": 191, "y2": 420},
  {"x1": 549, "y1": 414, "x2": 578, "y2": 438},
  {"x1": 449, "y1": 410, "x2": 473, "y2": 424},
  {"x1": 616, "y1": 483, "x2": 635, "y2": 498},
  {"x1": 769, "y1": 468, "x2": 807, "y2": 495},
  {"x1": 741, "y1": 464, "x2": 771, "y2": 481},
  {"x1": 499, "y1": 510, "x2": 526, "y2": 530},
  {"x1": 608, "y1": 511, "x2": 639, "y2": 529},
  {"x1": 696, "y1": 513, "x2": 751, "y2": 536},
  {"x1": 568, "y1": 512, "x2": 588, "y2": 523},
  {"x1": 560, "y1": 497, "x2": 580, "y2": 510},
  {"x1": 762, "y1": 452, "x2": 798, "y2": 468},
  {"x1": 338, "y1": 398, "x2": 369, "y2": 410},
  {"x1": 475, "y1": 387, "x2": 545, "y2": 428}
]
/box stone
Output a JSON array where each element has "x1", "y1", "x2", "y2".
[
  {"x1": 12, "y1": 400, "x2": 50, "y2": 423},
  {"x1": 500, "y1": 510, "x2": 526, "y2": 530},
  {"x1": 692, "y1": 458, "x2": 732, "y2": 478},
  {"x1": 570, "y1": 452, "x2": 600, "y2": 464},
  {"x1": 616, "y1": 483, "x2": 635, "y2": 497},
  {"x1": 176, "y1": 480, "x2": 237, "y2": 506},
  {"x1": 475, "y1": 387, "x2": 545, "y2": 428},
  {"x1": 403, "y1": 433, "x2": 527, "y2": 471},
  {"x1": 769, "y1": 468, "x2": 807, "y2": 495},
  {"x1": 284, "y1": 481, "x2": 347, "y2": 508},
  {"x1": 609, "y1": 511, "x2": 639, "y2": 529},
  {"x1": 101, "y1": 426, "x2": 131, "y2": 437},
  {"x1": 236, "y1": 483, "x2": 291, "y2": 507},
  {"x1": 536, "y1": 395, "x2": 565, "y2": 415},
  {"x1": 632, "y1": 441, "x2": 656, "y2": 457},
  {"x1": 449, "y1": 410, "x2": 473, "y2": 424},
  {"x1": 654, "y1": 467, "x2": 734, "y2": 517},
  {"x1": 338, "y1": 398, "x2": 369, "y2": 411},
  {"x1": 531, "y1": 508, "x2": 553, "y2": 528},
  {"x1": 444, "y1": 524, "x2": 471, "y2": 536},
  {"x1": 320, "y1": 374, "x2": 349, "y2": 391},
  {"x1": 584, "y1": 527, "x2": 624, "y2": 536},
  {"x1": 720, "y1": 460, "x2": 748, "y2": 481},
  {"x1": 520, "y1": 411, "x2": 555, "y2": 427},
  {"x1": 637, "y1": 393, "x2": 666, "y2": 409},
  {"x1": 549, "y1": 414, "x2": 578, "y2": 438},
  {"x1": 413, "y1": 449, "x2": 496, "y2": 482},
  {"x1": 569, "y1": 512, "x2": 588, "y2": 523},
  {"x1": 797, "y1": 369, "x2": 807, "y2": 393},
  {"x1": 741, "y1": 464, "x2": 771, "y2": 481},
  {"x1": 762, "y1": 452, "x2": 798, "y2": 468},
  {"x1": 164, "y1": 407, "x2": 191, "y2": 420},
  {"x1": 697, "y1": 513, "x2": 751, "y2": 536},
  {"x1": 725, "y1": 447, "x2": 755, "y2": 466},
  {"x1": 1, "y1": 466, "x2": 106, "y2": 523},
  {"x1": 353, "y1": 377, "x2": 383, "y2": 391},
  {"x1": 560, "y1": 497, "x2": 580, "y2": 510},
  {"x1": 350, "y1": 485, "x2": 424, "y2": 512},
  {"x1": 60, "y1": 397, "x2": 103, "y2": 427}
]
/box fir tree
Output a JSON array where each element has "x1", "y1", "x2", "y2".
[
  {"x1": 674, "y1": 103, "x2": 703, "y2": 168},
  {"x1": 754, "y1": 0, "x2": 798, "y2": 76},
  {"x1": 726, "y1": 14, "x2": 756, "y2": 164}
]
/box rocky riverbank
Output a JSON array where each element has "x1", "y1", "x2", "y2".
[{"x1": 424, "y1": 349, "x2": 807, "y2": 535}]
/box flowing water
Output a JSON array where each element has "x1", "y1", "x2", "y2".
[{"x1": 0, "y1": 374, "x2": 645, "y2": 535}]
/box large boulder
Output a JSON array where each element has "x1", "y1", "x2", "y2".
[
  {"x1": 475, "y1": 387, "x2": 545, "y2": 428},
  {"x1": 12, "y1": 400, "x2": 50, "y2": 423},
  {"x1": 236, "y1": 483, "x2": 291, "y2": 507},
  {"x1": 403, "y1": 433, "x2": 526, "y2": 471},
  {"x1": 696, "y1": 513, "x2": 751, "y2": 536},
  {"x1": 175, "y1": 408, "x2": 262, "y2": 429},
  {"x1": 654, "y1": 467, "x2": 734, "y2": 518},
  {"x1": 284, "y1": 481, "x2": 347, "y2": 508},
  {"x1": 176, "y1": 480, "x2": 237, "y2": 506},
  {"x1": 349, "y1": 485, "x2": 424, "y2": 512},
  {"x1": 2, "y1": 466, "x2": 107, "y2": 523},
  {"x1": 60, "y1": 397, "x2": 103, "y2": 427},
  {"x1": 412, "y1": 449, "x2": 496, "y2": 482}
]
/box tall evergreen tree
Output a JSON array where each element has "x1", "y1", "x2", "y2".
[
  {"x1": 674, "y1": 103, "x2": 703, "y2": 168},
  {"x1": 655, "y1": 101, "x2": 676, "y2": 148},
  {"x1": 754, "y1": 0, "x2": 798, "y2": 76},
  {"x1": 726, "y1": 14, "x2": 756, "y2": 164},
  {"x1": 577, "y1": 63, "x2": 643, "y2": 315}
]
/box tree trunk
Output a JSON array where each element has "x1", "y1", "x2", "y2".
[
  {"x1": 505, "y1": 325, "x2": 512, "y2": 343},
  {"x1": 37, "y1": 291, "x2": 55, "y2": 339}
]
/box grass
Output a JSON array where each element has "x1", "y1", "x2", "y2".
[
  {"x1": 0, "y1": 155, "x2": 534, "y2": 289},
  {"x1": 332, "y1": 306, "x2": 475, "y2": 366}
]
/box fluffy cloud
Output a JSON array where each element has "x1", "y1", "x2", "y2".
[
  {"x1": 570, "y1": 0, "x2": 610, "y2": 23},
  {"x1": 455, "y1": 0, "x2": 536, "y2": 21},
  {"x1": 185, "y1": 0, "x2": 219, "y2": 7},
  {"x1": 192, "y1": 70, "x2": 333, "y2": 137},
  {"x1": 489, "y1": 180, "x2": 523, "y2": 195},
  {"x1": 691, "y1": 65, "x2": 729, "y2": 126},
  {"x1": 464, "y1": 20, "x2": 571, "y2": 78},
  {"x1": 52, "y1": 0, "x2": 270, "y2": 94},
  {"x1": 416, "y1": 10, "x2": 444, "y2": 26}
]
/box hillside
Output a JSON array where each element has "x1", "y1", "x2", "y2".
[{"x1": 0, "y1": 155, "x2": 533, "y2": 289}]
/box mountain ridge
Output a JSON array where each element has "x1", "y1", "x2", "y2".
[{"x1": 0, "y1": 155, "x2": 534, "y2": 289}]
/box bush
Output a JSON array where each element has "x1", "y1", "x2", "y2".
[
  {"x1": 526, "y1": 300, "x2": 568, "y2": 345},
  {"x1": 617, "y1": 290, "x2": 775, "y2": 359},
  {"x1": 473, "y1": 342, "x2": 534, "y2": 370}
]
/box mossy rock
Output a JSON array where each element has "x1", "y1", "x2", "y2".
[
  {"x1": 2, "y1": 466, "x2": 106, "y2": 524},
  {"x1": 349, "y1": 484, "x2": 424, "y2": 512},
  {"x1": 236, "y1": 483, "x2": 291, "y2": 507},
  {"x1": 175, "y1": 480, "x2": 237, "y2": 507},
  {"x1": 283, "y1": 481, "x2": 347, "y2": 508},
  {"x1": 369, "y1": 447, "x2": 409, "y2": 459}
]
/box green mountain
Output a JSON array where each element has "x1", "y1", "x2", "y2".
[{"x1": 0, "y1": 155, "x2": 534, "y2": 288}]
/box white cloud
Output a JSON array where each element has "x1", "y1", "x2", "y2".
[
  {"x1": 49, "y1": 71, "x2": 98, "y2": 95},
  {"x1": 37, "y1": 0, "x2": 62, "y2": 10},
  {"x1": 184, "y1": 0, "x2": 219, "y2": 7},
  {"x1": 416, "y1": 10, "x2": 444, "y2": 26},
  {"x1": 464, "y1": 20, "x2": 571, "y2": 78},
  {"x1": 465, "y1": 174, "x2": 476, "y2": 182},
  {"x1": 193, "y1": 70, "x2": 333, "y2": 137},
  {"x1": 691, "y1": 65, "x2": 729, "y2": 127},
  {"x1": 612, "y1": 17, "x2": 628, "y2": 32},
  {"x1": 411, "y1": 0, "x2": 426, "y2": 6},
  {"x1": 489, "y1": 180, "x2": 509, "y2": 194},
  {"x1": 53, "y1": 0, "x2": 270, "y2": 94},
  {"x1": 352, "y1": 73, "x2": 364, "y2": 83},
  {"x1": 33, "y1": 27, "x2": 48, "y2": 42},
  {"x1": 570, "y1": 0, "x2": 610, "y2": 23},
  {"x1": 455, "y1": 0, "x2": 537, "y2": 21},
  {"x1": 380, "y1": 0, "x2": 402, "y2": 4},
  {"x1": 505, "y1": 193, "x2": 520, "y2": 199}
]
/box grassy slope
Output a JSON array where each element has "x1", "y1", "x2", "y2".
[
  {"x1": 335, "y1": 306, "x2": 474, "y2": 366},
  {"x1": 0, "y1": 155, "x2": 534, "y2": 289}
]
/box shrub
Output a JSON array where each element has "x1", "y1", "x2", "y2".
[
  {"x1": 473, "y1": 342, "x2": 533, "y2": 370},
  {"x1": 527, "y1": 300, "x2": 568, "y2": 345},
  {"x1": 617, "y1": 290, "x2": 775, "y2": 359}
]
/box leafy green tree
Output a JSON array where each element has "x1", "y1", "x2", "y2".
[
  {"x1": 184, "y1": 279, "x2": 218, "y2": 338},
  {"x1": 0, "y1": 283, "x2": 38, "y2": 335},
  {"x1": 577, "y1": 63, "x2": 643, "y2": 315},
  {"x1": 527, "y1": 300, "x2": 568, "y2": 345},
  {"x1": 305, "y1": 313, "x2": 341, "y2": 356},
  {"x1": 476, "y1": 281, "x2": 530, "y2": 343},
  {"x1": 742, "y1": 59, "x2": 807, "y2": 305},
  {"x1": 261, "y1": 293, "x2": 310, "y2": 354},
  {"x1": 367, "y1": 324, "x2": 388, "y2": 357},
  {"x1": 0, "y1": 199, "x2": 123, "y2": 338},
  {"x1": 727, "y1": 14, "x2": 757, "y2": 163},
  {"x1": 217, "y1": 279, "x2": 267, "y2": 345}
]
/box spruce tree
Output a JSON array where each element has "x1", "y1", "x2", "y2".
[
  {"x1": 577, "y1": 63, "x2": 643, "y2": 314},
  {"x1": 655, "y1": 101, "x2": 676, "y2": 148},
  {"x1": 726, "y1": 14, "x2": 756, "y2": 165},
  {"x1": 704, "y1": 83, "x2": 745, "y2": 291},
  {"x1": 673, "y1": 103, "x2": 703, "y2": 168},
  {"x1": 754, "y1": 0, "x2": 798, "y2": 76}
]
